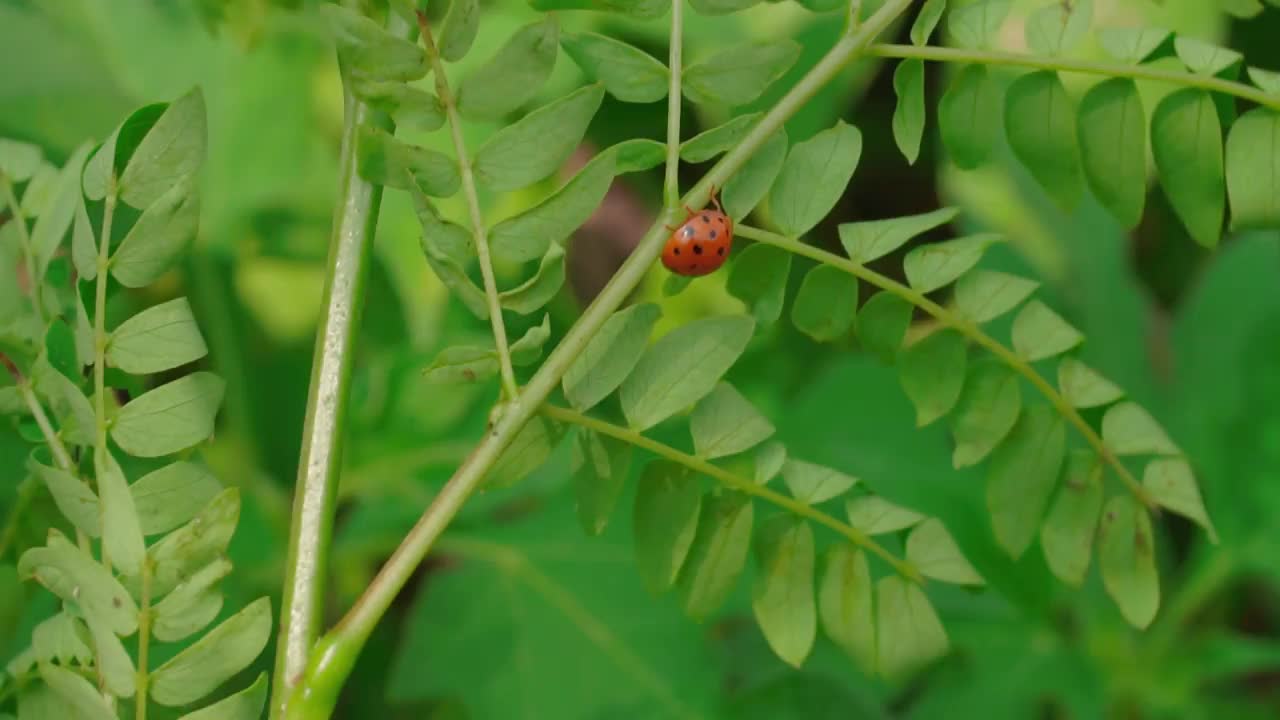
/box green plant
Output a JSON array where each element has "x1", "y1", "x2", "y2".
[{"x1": 4, "y1": 0, "x2": 1279, "y2": 718}]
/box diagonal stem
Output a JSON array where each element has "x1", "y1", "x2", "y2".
[
  {"x1": 662, "y1": 0, "x2": 683, "y2": 210},
  {"x1": 282, "y1": 2, "x2": 916, "y2": 716},
  {"x1": 416, "y1": 11, "x2": 518, "y2": 399},
  {"x1": 1, "y1": 175, "x2": 46, "y2": 327},
  {"x1": 541, "y1": 404, "x2": 922, "y2": 582},
  {"x1": 734, "y1": 223, "x2": 1156, "y2": 509}
]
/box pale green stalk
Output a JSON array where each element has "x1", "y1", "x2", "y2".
[{"x1": 1, "y1": 175, "x2": 46, "y2": 326}]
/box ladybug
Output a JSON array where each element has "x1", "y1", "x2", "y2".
[{"x1": 662, "y1": 191, "x2": 733, "y2": 277}]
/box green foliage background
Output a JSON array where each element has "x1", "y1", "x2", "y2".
[{"x1": 2, "y1": 0, "x2": 1280, "y2": 717}]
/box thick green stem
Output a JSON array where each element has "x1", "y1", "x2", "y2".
[
  {"x1": 541, "y1": 404, "x2": 921, "y2": 582},
  {"x1": 93, "y1": 181, "x2": 117, "y2": 573},
  {"x1": 734, "y1": 224, "x2": 1156, "y2": 509},
  {"x1": 868, "y1": 44, "x2": 1280, "y2": 111},
  {"x1": 283, "y1": 2, "x2": 915, "y2": 716},
  {"x1": 1, "y1": 174, "x2": 46, "y2": 326},
  {"x1": 417, "y1": 12, "x2": 519, "y2": 399},
  {"x1": 662, "y1": 0, "x2": 683, "y2": 209},
  {"x1": 270, "y1": 18, "x2": 402, "y2": 717}
]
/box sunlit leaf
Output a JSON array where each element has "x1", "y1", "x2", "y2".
[
  {"x1": 153, "y1": 557, "x2": 231, "y2": 642},
  {"x1": 110, "y1": 176, "x2": 199, "y2": 288},
  {"x1": 1024, "y1": 0, "x2": 1091, "y2": 55},
  {"x1": 690, "y1": 382, "x2": 775, "y2": 459},
  {"x1": 1011, "y1": 300, "x2": 1083, "y2": 361},
  {"x1": 950, "y1": 362, "x2": 1021, "y2": 468},
  {"x1": 1040, "y1": 450, "x2": 1103, "y2": 585},
  {"x1": 783, "y1": 459, "x2": 857, "y2": 504},
  {"x1": 1057, "y1": 357, "x2": 1124, "y2": 408},
  {"x1": 680, "y1": 113, "x2": 761, "y2": 163},
  {"x1": 1102, "y1": 402, "x2": 1179, "y2": 456},
  {"x1": 819, "y1": 545, "x2": 874, "y2": 670},
  {"x1": 892, "y1": 60, "x2": 925, "y2": 165},
  {"x1": 561, "y1": 32, "x2": 668, "y2": 103},
  {"x1": 85, "y1": 614, "x2": 135, "y2": 697},
  {"x1": 1005, "y1": 71, "x2": 1081, "y2": 209},
  {"x1": 1248, "y1": 66, "x2": 1280, "y2": 94},
  {"x1": 899, "y1": 330, "x2": 966, "y2": 427},
  {"x1": 904, "y1": 234, "x2": 998, "y2": 293},
  {"x1": 679, "y1": 492, "x2": 753, "y2": 619},
  {"x1": 18, "y1": 533, "x2": 138, "y2": 635},
  {"x1": 910, "y1": 0, "x2": 947, "y2": 46},
  {"x1": 107, "y1": 297, "x2": 208, "y2": 374},
  {"x1": 490, "y1": 148, "x2": 615, "y2": 264},
  {"x1": 563, "y1": 303, "x2": 660, "y2": 412},
  {"x1": 1098, "y1": 496, "x2": 1159, "y2": 628},
  {"x1": 875, "y1": 576, "x2": 947, "y2": 676},
  {"x1": 1151, "y1": 89, "x2": 1224, "y2": 247},
  {"x1": 96, "y1": 449, "x2": 146, "y2": 576},
  {"x1": 952, "y1": 269, "x2": 1037, "y2": 324},
  {"x1": 473, "y1": 85, "x2": 604, "y2": 192},
  {"x1": 844, "y1": 495, "x2": 924, "y2": 535},
  {"x1": 682, "y1": 41, "x2": 800, "y2": 106},
  {"x1": 1078, "y1": 78, "x2": 1147, "y2": 228},
  {"x1": 947, "y1": 0, "x2": 1011, "y2": 49},
  {"x1": 1098, "y1": 27, "x2": 1170, "y2": 63},
  {"x1": 752, "y1": 516, "x2": 815, "y2": 667},
  {"x1": 437, "y1": 0, "x2": 480, "y2": 62},
  {"x1": 791, "y1": 265, "x2": 857, "y2": 342},
  {"x1": 1225, "y1": 108, "x2": 1280, "y2": 231},
  {"x1": 633, "y1": 461, "x2": 702, "y2": 593},
  {"x1": 131, "y1": 461, "x2": 222, "y2": 536},
  {"x1": 722, "y1": 128, "x2": 787, "y2": 220},
  {"x1": 1143, "y1": 457, "x2": 1216, "y2": 542},
  {"x1": 149, "y1": 489, "x2": 240, "y2": 597},
  {"x1": 118, "y1": 87, "x2": 207, "y2": 209},
  {"x1": 39, "y1": 664, "x2": 115, "y2": 720},
  {"x1": 571, "y1": 430, "x2": 631, "y2": 536},
  {"x1": 176, "y1": 673, "x2": 268, "y2": 720},
  {"x1": 111, "y1": 372, "x2": 224, "y2": 457},
  {"x1": 1174, "y1": 36, "x2": 1243, "y2": 75},
  {"x1": 906, "y1": 518, "x2": 982, "y2": 585},
  {"x1": 150, "y1": 597, "x2": 272, "y2": 706},
  {"x1": 727, "y1": 243, "x2": 791, "y2": 326},
  {"x1": 986, "y1": 406, "x2": 1066, "y2": 557},
  {"x1": 769, "y1": 121, "x2": 862, "y2": 236},
  {"x1": 31, "y1": 613, "x2": 92, "y2": 666},
  {"x1": 457, "y1": 18, "x2": 560, "y2": 120},
  {"x1": 29, "y1": 454, "x2": 99, "y2": 537}
]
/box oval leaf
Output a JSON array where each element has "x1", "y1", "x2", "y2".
[
  {"x1": 131, "y1": 461, "x2": 222, "y2": 536},
  {"x1": 839, "y1": 207, "x2": 958, "y2": 264},
  {"x1": 791, "y1": 265, "x2": 857, "y2": 342},
  {"x1": 18, "y1": 534, "x2": 138, "y2": 635},
  {"x1": 952, "y1": 269, "x2": 1038, "y2": 324},
  {"x1": 682, "y1": 41, "x2": 800, "y2": 106},
  {"x1": 561, "y1": 32, "x2": 668, "y2": 103},
  {"x1": 571, "y1": 430, "x2": 632, "y2": 536},
  {"x1": 1151, "y1": 89, "x2": 1224, "y2": 247},
  {"x1": 633, "y1": 461, "x2": 702, "y2": 593},
  {"x1": 490, "y1": 149, "x2": 616, "y2": 264},
  {"x1": 107, "y1": 297, "x2": 209, "y2": 374},
  {"x1": 939, "y1": 64, "x2": 997, "y2": 169},
  {"x1": 1040, "y1": 450, "x2": 1103, "y2": 585},
  {"x1": 1011, "y1": 299, "x2": 1083, "y2": 361},
  {"x1": 844, "y1": 495, "x2": 924, "y2": 535},
  {"x1": 679, "y1": 492, "x2": 753, "y2": 619},
  {"x1": 472, "y1": 84, "x2": 604, "y2": 192},
  {"x1": 176, "y1": 673, "x2": 268, "y2": 720},
  {"x1": 96, "y1": 449, "x2": 146, "y2": 576},
  {"x1": 457, "y1": 18, "x2": 560, "y2": 121},
  {"x1": 906, "y1": 518, "x2": 983, "y2": 585},
  {"x1": 875, "y1": 576, "x2": 948, "y2": 677},
  {"x1": 1005, "y1": 71, "x2": 1082, "y2": 209},
  {"x1": 751, "y1": 516, "x2": 816, "y2": 667},
  {"x1": 722, "y1": 128, "x2": 787, "y2": 220},
  {"x1": 1057, "y1": 357, "x2": 1124, "y2": 408},
  {"x1": 899, "y1": 330, "x2": 966, "y2": 427},
  {"x1": 1143, "y1": 457, "x2": 1216, "y2": 541},
  {"x1": 783, "y1": 459, "x2": 857, "y2": 504},
  {"x1": 1102, "y1": 401, "x2": 1179, "y2": 456},
  {"x1": 118, "y1": 88, "x2": 206, "y2": 209},
  {"x1": 986, "y1": 405, "x2": 1066, "y2": 557},
  {"x1": 892, "y1": 60, "x2": 926, "y2": 165},
  {"x1": 818, "y1": 545, "x2": 874, "y2": 670},
  {"x1": 150, "y1": 597, "x2": 272, "y2": 707},
  {"x1": 727, "y1": 242, "x2": 791, "y2": 326},
  {"x1": 1098, "y1": 495, "x2": 1159, "y2": 628},
  {"x1": 950, "y1": 362, "x2": 1021, "y2": 468},
  {"x1": 562, "y1": 303, "x2": 661, "y2": 412},
  {"x1": 1225, "y1": 107, "x2": 1280, "y2": 231},
  {"x1": 903, "y1": 234, "x2": 998, "y2": 293},
  {"x1": 769, "y1": 121, "x2": 863, "y2": 236},
  {"x1": 111, "y1": 372, "x2": 225, "y2": 457},
  {"x1": 1078, "y1": 78, "x2": 1147, "y2": 229},
  {"x1": 690, "y1": 382, "x2": 775, "y2": 459},
  {"x1": 110, "y1": 177, "x2": 200, "y2": 288}
]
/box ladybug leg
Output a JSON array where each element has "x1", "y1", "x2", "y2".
[{"x1": 707, "y1": 184, "x2": 723, "y2": 213}]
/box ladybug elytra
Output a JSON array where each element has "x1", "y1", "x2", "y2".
[{"x1": 661, "y1": 191, "x2": 733, "y2": 277}]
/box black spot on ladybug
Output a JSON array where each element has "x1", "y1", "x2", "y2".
[
  {"x1": 693, "y1": 244, "x2": 703, "y2": 255},
  {"x1": 718, "y1": 247, "x2": 725, "y2": 255},
  {"x1": 674, "y1": 247, "x2": 680, "y2": 255},
  {"x1": 710, "y1": 230, "x2": 717, "y2": 239},
  {"x1": 702, "y1": 215, "x2": 710, "y2": 223}
]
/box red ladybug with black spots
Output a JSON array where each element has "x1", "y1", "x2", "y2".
[{"x1": 662, "y1": 191, "x2": 733, "y2": 277}]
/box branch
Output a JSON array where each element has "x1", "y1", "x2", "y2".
[
  {"x1": 662, "y1": 0, "x2": 683, "y2": 210},
  {"x1": 734, "y1": 223, "x2": 1156, "y2": 509},
  {"x1": 282, "y1": 2, "x2": 917, "y2": 716},
  {"x1": 540, "y1": 404, "x2": 922, "y2": 583},
  {"x1": 868, "y1": 43, "x2": 1280, "y2": 111},
  {"x1": 1, "y1": 175, "x2": 46, "y2": 328}
]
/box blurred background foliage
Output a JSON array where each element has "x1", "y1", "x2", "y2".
[{"x1": 2, "y1": 0, "x2": 1280, "y2": 717}]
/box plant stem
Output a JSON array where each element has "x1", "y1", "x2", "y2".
[
  {"x1": 868, "y1": 43, "x2": 1280, "y2": 111},
  {"x1": 135, "y1": 560, "x2": 153, "y2": 720},
  {"x1": 541, "y1": 404, "x2": 922, "y2": 582},
  {"x1": 417, "y1": 12, "x2": 518, "y2": 399},
  {"x1": 93, "y1": 180, "x2": 117, "y2": 573},
  {"x1": 1, "y1": 174, "x2": 46, "y2": 327},
  {"x1": 662, "y1": 0, "x2": 683, "y2": 210},
  {"x1": 19, "y1": 382, "x2": 76, "y2": 471},
  {"x1": 734, "y1": 224, "x2": 1156, "y2": 509},
  {"x1": 285, "y1": 2, "x2": 915, "y2": 715},
  {"x1": 270, "y1": 18, "x2": 402, "y2": 717}
]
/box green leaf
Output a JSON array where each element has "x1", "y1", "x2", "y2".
[
  {"x1": 358, "y1": 127, "x2": 459, "y2": 195},
  {"x1": 485, "y1": 417, "x2": 561, "y2": 489},
  {"x1": 1225, "y1": 108, "x2": 1280, "y2": 230},
  {"x1": 72, "y1": 195, "x2": 96, "y2": 281},
  {"x1": 18, "y1": 533, "x2": 138, "y2": 634},
  {"x1": 1143, "y1": 457, "x2": 1216, "y2": 541},
  {"x1": 176, "y1": 673, "x2": 268, "y2": 720},
  {"x1": 1151, "y1": 89, "x2": 1224, "y2": 247},
  {"x1": 986, "y1": 405, "x2": 1066, "y2": 557},
  {"x1": 947, "y1": 0, "x2": 1011, "y2": 49},
  {"x1": 1102, "y1": 401, "x2": 1179, "y2": 455},
  {"x1": 43, "y1": 319, "x2": 79, "y2": 384},
  {"x1": 31, "y1": 145, "x2": 88, "y2": 279},
  {"x1": 839, "y1": 207, "x2": 957, "y2": 265},
  {"x1": 690, "y1": 382, "x2": 775, "y2": 459},
  {"x1": 1011, "y1": 299, "x2": 1083, "y2": 361},
  {"x1": 892, "y1": 60, "x2": 926, "y2": 166},
  {"x1": 571, "y1": 430, "x2": 631, "y2": 536},
  {"x1": 722, "y1": 128, "x2": 787, "y2": 220},
  {"x1": 153, "y1": 557, "x2": 231, "y2": 642},
  {"x1": 845, "y1": 495, "x2": 924, "y2": 535},
  {"x1": 324, "y1": 4, "x2": 428, "y2": 81},
  {"x1": 472, "y1": 84, "x2": 604, "y2": 192},
  {"x1": 490, "y1": 149, "x2": 615, "y2": 264},
  {"x1": 31, "y1": 613, "x2": 92, "y2": 666},
  {"x1": 457, "y1": 18, "x2": 560, "y2": 121},
  {"x1": 110, "y1": 176, "x2": 199, "y2": 288},
  {"x1": 818, "y1": 545, "x2": 874, "y2": 670},
  {"x1": 950, "y1": 362, "x2": 1021, "y2": 468},
  {"x1": 1248, "y1": 66, "x2": 1280, "y2": 94},
  {"x1": 353, "y1": 80, "x2": 446, "y2": 131},
  {"x1": 1098, "y1": 496, "x2": 1159, "y2": 628},
  {"x1": 119, "y1": 88, "x2": 207, "y2": 209},
  {"x1": 619, "y1": 314, "x2": 755, "y2": 431},
  {"x1": 910, "y1": 0, "x2": 947, "y2": 46},
  {"x1": 73, "y1": 290, "x2": 94, "y2": 368},
  {"x1": 437, "y1": 0, "x2": 480, "y2": 62},
  {"x1": 682, "y1": 41, "x2": 801, "y2": 106},
  {"x1": 85, "y1": 614, "x2": 136, "y2": 697},
  {"x1": 562, "y1": 303, "x2": 660, "y2": 412},
  {"x1": 611, "y1": 138, "x2": 666, "y2": 172},
  {"x1": 1024, "y1": 0, "x2": 1091, "y2": 55},
  {"x1": 96, "y1": 449, "x2": 146, "y2": 576},
  {"x1": 1040, "y1": 450, "x2": 1103, "y2": 585},
  {"x1": 22, "y1": 163, "x2": 61, "y2": 217},
  {"x1": 903, "y1": 233, "x2": 998, "y2": 293},
  {"x1": 529, "y1": 0, "x2": 670, "y2": 19},
  {"x1": 906, "y1": 518, "x2": 982, "y2": 585},
  {"x1": 107, "y1": 297, "x2": 208, "y2": 374},
  {"x1": 510, "y1": 315, "x2": 551, "y2": 366},
  {"x1": 39, "y1": 664, "x2": 115, "y2": 720},
  {"x1": 690, "y1": 0, "x2": 761, "y2": 14},
  {"x1": 149, "y1": 488, "x2": 239, "y2": 597},
  {"x1": 678, "y1": 492, "x2": 753, "y2": 619},
  {"x1": 857, "y1": 292, "x2": 912, "y2": 362},
  {"x1": 561, "y1": 32, "x2": 668, "y2": 103},
  {"x1": 769, "y1": 121, "x2": 862, "y2": 236},
  {"x1": 1078, "y1": 78, "x2": 1147, "y2": 228},
  {"x1": 31, "y1": 359, "x2": 94, "y2": 446},
  {"x1": 0, "y1": 138, "x2": 42, "y2": 181},
  {"x1": 111, "y1": 372, "x2": 224, "y2": 457},
  {"x1": 875, "y1": 576, "x2": 948, "y2": 677},
  {"x1": 498, "y1": 243, "x2": 566, "y2": 314},
  {"x1": 1057, "y1": 357, "x2": 1124, "y2": 408},
  {"x1": 783, "y1": 459, "x2": 857, "y2": 504},
  {"x1": 408, "y1": 186, "x2": 488, "y2": 320},
  {"x1": 1005, "y1": 71, "x2": 1082, "y2": 209},
  {"x1": 150, "y1": 597, "x2": 272, "y2": 707},
  {"x1": 791, "y1": 265, "x2": 857, "y2": 342},
  {"x1": 755, "y1": 441, "x2": 787, "y2": 485},
  {"x1": 633, "y1": 461, "x2": 702, "y2": 593},
  {"x1": 952, "y1": 269, "x2": 1037, "y2": 324},
  {"x1": 751, "y1": 516, "x2": 815, "y2": 667},
  {"x1": 1098, "y1": 27, "x2": 1170, "y2": 63},
  {"x1": 939, "y1": 65, "x2": 996, "y2": 169},
  {"x1": 30, "y1": 455, "x2": 99, "y2": 537},
  {"x1": 898, "y1": 330, "x2": 966, "y2": 427},
  {"x1": 680, "y1": 113, "x2": 761, "y2": 163},
  {"x1": 1174, "y1": 36, "x2": 1242, "y2": 75},
  {"x1": 727, "y1": 243, "x2": 791, "y2": 326},
  {"x1": 131, "y1": 461, "x2": 222, "y2": 536}
]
